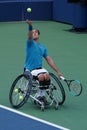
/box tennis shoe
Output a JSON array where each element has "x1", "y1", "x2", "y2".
[
  {"x1": 34, "y1": 96, "x2": 50, "y2": 106},
  {"x1": 42, "y1": 96, "x2": 50, "y2": 106},
  {"x1": 36, "y1": 96, "x2": 50, "y2": 106}
]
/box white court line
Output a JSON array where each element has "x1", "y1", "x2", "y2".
[{"x1": 0, "y1": 105, "x2": 70, "y2": 130}]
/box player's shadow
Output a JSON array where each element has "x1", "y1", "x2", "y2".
[{"x1": 63, "y1": 27, "x2": 87, "y2": 34}]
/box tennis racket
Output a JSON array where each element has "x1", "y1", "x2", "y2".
[{"x1": 60, "y1": 76, "x2": 82, "y2": 96}]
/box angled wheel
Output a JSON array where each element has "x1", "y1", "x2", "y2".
[
  {"x1": 49, "y1": 73, "x2": 66, "y2": 105},
  {"x1": 9, "y1": 74, "x2": 32, "y2": 109}
]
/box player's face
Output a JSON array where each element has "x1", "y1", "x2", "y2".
[{"x1": 32, "y1": 29, "x2": 39, "y2": 40}]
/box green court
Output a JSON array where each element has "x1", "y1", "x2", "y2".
[{"x1": 0, "y1": 21, "x2": 87, "y2": 130}]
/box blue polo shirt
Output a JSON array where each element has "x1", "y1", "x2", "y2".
[{"x1": 24, "y1": 39, "x2": 48, "y2": 70}]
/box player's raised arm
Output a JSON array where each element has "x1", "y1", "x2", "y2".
[{"x1": 26, "y1": 19, "x2": 33, "y2": 40}]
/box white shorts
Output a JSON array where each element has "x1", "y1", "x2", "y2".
[{"x1": 25, "y1": 68, "x2": 48, "y2": 77}]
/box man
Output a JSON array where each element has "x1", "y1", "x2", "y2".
[{"x1": 24, "y1": 19, "x2": 63, "y2": 105}]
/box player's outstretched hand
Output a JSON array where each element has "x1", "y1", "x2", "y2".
[{"x1": 26, "y1": 19, "x2": 32, "y2": 25}]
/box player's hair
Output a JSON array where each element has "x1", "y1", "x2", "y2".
[{"x1": 36, "y1": 29, "x2": 40, "y2": 35}]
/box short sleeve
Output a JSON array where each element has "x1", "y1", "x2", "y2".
[{"x1": 43, "y1": 47, "x2": 48, "y2": 57}]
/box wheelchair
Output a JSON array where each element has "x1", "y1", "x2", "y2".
[{"x1": 9, "y1": 71, "x2": 66, "y2": 111}]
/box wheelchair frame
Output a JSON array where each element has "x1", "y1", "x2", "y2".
[{"x1": 9, "y1": 72, "x2": 66, "y2": 111}]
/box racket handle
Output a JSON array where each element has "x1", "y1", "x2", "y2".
[{"x1": 60, "y1": 76, "x2": 65, "y2": 80}]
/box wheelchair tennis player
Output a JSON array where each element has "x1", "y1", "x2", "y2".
[{"x1": 24, "y1": 19, "x2": 63, "y2": 106}]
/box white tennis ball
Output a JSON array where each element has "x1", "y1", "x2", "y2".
[
  {"x1": 27, "y1": 8, "x2": 32, "y2": 13},
  {"x1": 19, "y1": 96, "x2": 24, "y2": 100}
]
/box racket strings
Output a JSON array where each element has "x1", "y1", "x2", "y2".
[{"x1": 70, "y1": 81, "x2": 81, "y2": 95}]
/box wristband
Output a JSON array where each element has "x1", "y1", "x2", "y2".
[{"x1": 28, "y1": 25, "x2": 33, "y2": 31}]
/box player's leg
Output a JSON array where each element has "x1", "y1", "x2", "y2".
[
  {"x1": 38, "y1": 73, "x2": 50, "y2": 88},
  {"x1": 31, "y1": 68, "x2": 50, "y2": 106}
]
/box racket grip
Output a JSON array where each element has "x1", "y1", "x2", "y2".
[{"x1": 60, "y1": 76, "x2": 65, "y2": 80}]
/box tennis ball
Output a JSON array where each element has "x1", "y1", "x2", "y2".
[
  {"x1": 19, "y1": 96, "x2": 24, "y2": 100},
  {"x1": 27, "y1": 8, "x2": 32, "y2": 13},
  {"x1": 14, "y1": 88, "x2": 18, "y2": 93}
]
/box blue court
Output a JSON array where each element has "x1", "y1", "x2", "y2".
[{"x1": 0, "y1": 105, "x2": 69, "y2": 130}]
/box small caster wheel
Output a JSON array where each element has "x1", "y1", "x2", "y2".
[
  {"x1": 55, "y1": 105, "x2": 58, "y2": 110},
  {"x1": 55, "y1": 102, "x2": 59, "y2": 110},
  {"x1": 41, "y1": 102, "x2": 45, "y2": 111},
  {"x1": 34, "y1": 100, "x2": 37, "y2": 105}
]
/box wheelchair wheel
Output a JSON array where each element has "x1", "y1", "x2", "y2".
[
  {"x1": 9, "y1": 74, "x2": 32, "y2": 109},
  {"x1": 49, "y1": 72, "x2": 66, "y2": 105}
]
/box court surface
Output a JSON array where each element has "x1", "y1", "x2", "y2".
[
  {"x1": 0, "y1": 21, "x2": 87, "y2": 130},
  {"x1": 0, "y1": 105, "x2": 69, "y2": 130}
]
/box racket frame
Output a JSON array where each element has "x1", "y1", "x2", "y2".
[{"x1": 60, "y1": 76, "x2": 82, "y2": 96}]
